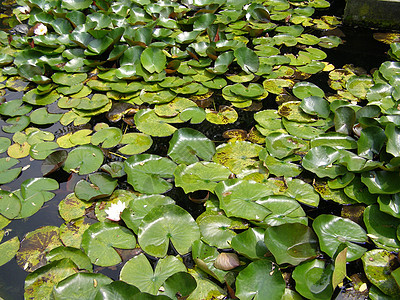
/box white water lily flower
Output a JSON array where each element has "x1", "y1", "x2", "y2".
[
  {"x1": 105, "y1": 200, "x2": 126, "y2": 222},
  {"x1": 18, "y1": 6, "x2": 30, "y2": 14},
  {"x1": 34, "y1": 23, "x2": 47, "y2": 36}
]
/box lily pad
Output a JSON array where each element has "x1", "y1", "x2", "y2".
[
  {"x1": 63, "y1": 145, "x2": 104, "y2": 175},
  {"x1": 174, "y1": 162, "x2": 231, "y2": 193},
  {"x1": 168, "y1": 128, "x2": 215, "y2": 165},
  {"x1": 215, "y1": 179, "x2": 272, "y2": 221},
  {"x1": 205, "y1": 106, "x2": 238, "y2": 124},
  {"x1": 264, "y1": 223, "x2": 318, "y2": 266},
  {"x1": 135, "y1": 109, "x2": 177, "y2": 137},
  {"x1": 81, "y1": 222, "x2": 136, "y2": 267},
  {"x1": 363, "y1": 205, "x2": 400, "y2": 251},
  {"x1": 138, "y1": 204, "x2": 200, "y2": 257},
  {"x1": 120, "y1": 253, "x2": 186, "y2": 295},
  {"x1": 313, "y1": 214, "x2": 367, "y2": 261},
  {"x1": 362, "y1": 249, "x2": 400, "y2": 297},
  {"x1": 0, "y1": 235, "x2": 20, "y2": 267},
  {"x1": 0, "y1": 190, "x2": 21, "y2": 219},
  {"x1": 198, "y1": 214, "x2": 238, "y2": 249},
  {"x1": 58, "y1": 193, "x2": 91, "y2": 222},
  {"x1": 24, "y1": 259, "x2": 78, "y2": 300},
  {"x1": 46, "y1": 246, "x2": 92, "y2": 272},
  {"x1": 292, "y1": 82, "x2": 325, "y2": 99},
  {"x1": 52, "y1": 273, "x2": 113, "y2": 300},
  {"x1": 0, "y1": 157, "x2": 22, "y2": 184},
  {"x1": 74, "y1": 173, "x2": 117, "y2": 201},
  {"x1": 231, "y1": 228, "x2": 269, "y2": 260},
  {"x1": 16, "y1": 226, "x2": 62, "y2": 272},
  {"x1": 236, "y1": 260, "x2": 285, "y2": 300},
  {"x1": 125, "y1": 154, "x2": 177, "y2": 194},
  {"x1": 292, "y1": 259, "x2": 334, "y2": 300}
]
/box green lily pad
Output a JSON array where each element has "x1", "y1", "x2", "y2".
[
  {"x1": 29, "y1": 142, "x2": 58, "y2": 160},
  {"x1": 313, "y1": 214, "x2": 367, "y2": 261},
  {"x1": 0, "y1": 137, "x2": 11, "y2": 154},
  {"x1": 378, "y1": 194, "x2": 400, "y2": 219},
  {"x1": 30, "y1": 108, "x2": 62, "y2": 125},
  {"x1": 292, "y1": 259, "x2": 334, "y2": 300},
  {"x1": 259, "y1": 151, "x2": 302, "y2": 178},
  {"x1": 24, "y1": 259, "x2": 78, "y2": 300},
  {"x1": 41, "y1": 150, "x2": 68, "y2": 176},
  {"x1": 138, "y1": 204, "x2": 200, "y2": 257},
  {"x1": 284, "y1": 179, "x2": 320, "y2": 207},
  {"x1": 215, "y1": 179, "x2": 272, "y2": 221},
  {"x1": 256, "y1": 195, "x2": 308, "y2": 227},
  {"x1": 63, "y1": 145, "x2": 104, "y2": 175},
  {"x1": 46, "y1": 246, "x2": 92, "y2": 272},
  {"x1": 302, "y1": 146, "x2": 347, "y2": 179},
  {"x1": 180, "y1": 106, "x2": 207, "y2": 124},
  {"x1": 141, "y1": 47, "x2": 166, "y2": 73},
  {"x1": 52, "y1": 73, "x2": 87, "y2": 86},
  {"x1": 81, "y1": 222, "x2": 136, "y2": 267},
  {"x1": 91, "y1": 127, "x2": 122, "y2": 148},
  {"x1": 162, "y1": 271, "x2": 197, "y2": 299},
  {"x1": 265, "y1": 132, "x2": 308, "y2": 159},
  {"x1": 300, "y1": 96, "x2": 330, "y2": 118},
  {"x1": 363, "y1": 205, "x2": 400, "y2": 251},
  {"x1": 125, "y1": 154, "x2": 177, "y2": 194},
  {"x1": 140, "y1": 90, "x2": 176, "y2": 105},
  {"x1": 362, "y1": 171, "x2": 400, "y2": 194},
  {"x1": 174, "y1": 162, "x2": 231, "y2": 193},
  {"x1": 168, "y1": 128, "x2": 215, "y2": 165},
  {"x1": 0, "y1": 235, "x2": 19, "y2": 267},
  {"x1": 0, "y1": 190, "x2": 21, "y2": 219},
  {"x1": 16, "y1": 226, "x2": 62, "y2": 272},
  {"x1": 0, "y1": 99, "x2": 32, "y2": 117},
  {"x1": 231, "y1": 228, "x2": 268, "y2": 260},
  {"x1": 58, "y1": 193, "x2": 91, "y2": 222},
  {"x1": 52, "y1": 273, "x2": 113, "y2": 300},
  {"x1": 230, "y1": 83, "x2": 265, "y2": 98},
  {"x1": 134, "y1": 109, "x2": 177, "y2": 137},
  {"x1": 362, "y1": 249, "x2": 400, "y2": 297},
  {"x1": 94, "y1": 281, "x2": 141, "y2": 300},
  {"x1": 198, "y1": 214, "x2": 238, "y2": 249},
  {"x1": 311, "y1": 133, "x2": 357, "y2": 150},
  {"x1": 120, "y1": 253, "x2": 186, "y2": 295},
  {"x1": 18, "y1": 177, "x2": 59, "y2": 219},
  {"x1": 74, "y1": 173, "x2": 117, "y2": 201},
  {"x1": 234, "y1": 46, "x2": 259, "y2": 74},
  {"x1": 205, "y1": 106, "x2": 238, "y2": 125},
  {"x1": 2, "y1": 116, "x2": 30, "y2": 134},
  {"x1": 334, "y1": 106, "x2": 356, "y2": 135},
  {"x1": 292, "y1": 81, "x2": 325, "y2": 99},
  {"x1": 213, "y1": 141, "x2": 263, "y2": 174},
  {"x1": 278, "y1": 101, "x2": 317, "y2": 123},
  {"x1": 264, "y1": 223, "x2": 318, "y2": 266},
  {"x1": 236, "y1": 260, "x2": 285, "y2": 300},
  {"x1": 0, "y1": 157, "x2": 22, "y2": 184},
  {"x1": 23, "y1": 89, "x2": 60, "y2": 106},
  {"x1": 118, "y1": 133, "x2": 153, "y2": 155},
  {"x1": 121, "y1": 194, "x2": 174, "y2": 235},
  {"x1": 60, "y1": 217, "x2": 91, "y2": 249}
]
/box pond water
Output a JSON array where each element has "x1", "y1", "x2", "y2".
[{"x1": 0, "y1": 0, "x2": 398, "y2": 299}]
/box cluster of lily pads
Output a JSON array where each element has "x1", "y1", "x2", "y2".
[{"x1": 1, "y1": 0, "x2": 400, "y2": 298}]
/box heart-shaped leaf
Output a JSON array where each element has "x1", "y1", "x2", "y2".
[{"x1": 81, "y1": 222, "x2": 136, "y2": 267}]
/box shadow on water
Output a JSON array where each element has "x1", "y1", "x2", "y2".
[{"x1": 0, "y1": 0, "x2": 397, "y2": 299}]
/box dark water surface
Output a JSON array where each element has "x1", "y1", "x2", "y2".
[{"x1": 0, "y1": 0, "x2": 396, "y2": 299}]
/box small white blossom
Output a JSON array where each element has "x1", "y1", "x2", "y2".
[
  {"x1": 34, "y1": 23, "x2": 47, "y2": 36},
  {"x1": 18, "y1": 6, "x2": 30, "y2": 14},
  {"x1": 105, "y1": 200, "x2": 126, "y2": 222}
]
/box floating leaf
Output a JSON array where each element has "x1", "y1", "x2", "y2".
[
  {"x1": 234, "y1": 46, "x2": 259, "y2": 74},
  {"x1": 264, "y1": 223, "x2": 318, "y2": 266},
  {"x1": 52, "y1": 273, "x2": 113, "y2": 299},
  {"x1": 168, "y1": 128, "x2": 215, "y2": 165},
  {"x1": 292, "y1": 259, "x2": 334, "y2": 300},
  {"x1": 138, "y1": 204, "x2": 200, "y2": 257},
  {"x1": 120, "y1": 254, "x2": 186, "y2": 295},
  {"x1": 231, "y1": 228, "x2": 268, "y2": 260},
  {"x1": 363, "y1": 205, "x2": 400, "y2": 251},
  {"x1": 63, "y1": 145, "x2": 104, "y2": 175},
  {"x1": 362, "y1": 250, "x2": 400, "y2": 297},
  {"x1": 24, "y1": 259, "x2": 78, "y2": 300},
  {"x1": 81, "y1": 222, "x2": 136, "y2": 267},
  {"x1": 0, "y1": 157, "x2": 21, "y2": 184},
  {"x1": 174, "y1": 162, "x2": 231, "y2": 194},
  {"x1": 16, "y1": 226, "x2": 62, "y2": 272},
  {"x1": 74, "y1": 173, "x2": 117, "y2": 201},
  {"x1": 313, "y1": 215, "x2": 367, "y2": 261},
  {"x1": 140, "y1": 47, "x2": 166, "y2": 73},
  {"x1": 236, "y1": 260, "x2": 285, "y2": 300},
  {"x1": 198, "y1": 214, "x2": 237, "y2": 249},
  {"x1": 125, "y1": 154, "x2": 177, "y2": 194},
  {"x1": 46, "y1": 246, "x2": 92, "y2": 272}
]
